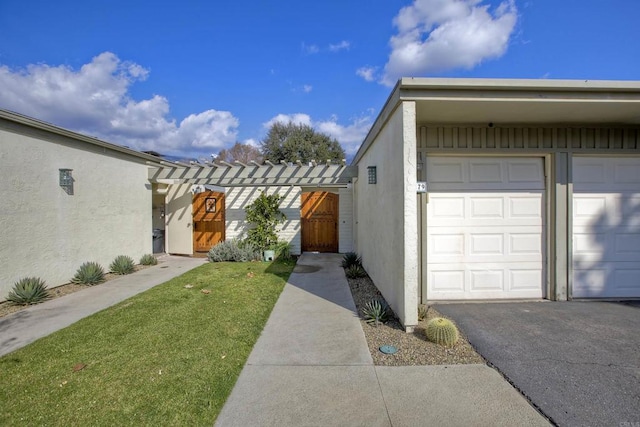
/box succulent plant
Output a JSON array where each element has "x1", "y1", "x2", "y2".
[
  {"x1": 362, "y1": 299, "x2": 389, "y2": 326},
  {"x1": 71, "y1": 262, "x2": 105, "y2": 285},
  {"x1": 110, "y1": 255, "x2": 135, "y2": 275},
  {"x1": 6, "y1": 277, "x2": 51, "y2": 305},
  {"x1": 425, "y1": 317, "x2": 459, "y2": 347},
  {"x1": 418, "y1": 304, "x2": 429, "y2": 321},
  {"x1": 345, "y1": 264, "x2": 367, "y2": 279},
  {"x1": 139, "y1": 254, "x2": 158, "y2": 266},
  {"x1": 341, "y1": 252, "x2": 362, "y2": 269}
]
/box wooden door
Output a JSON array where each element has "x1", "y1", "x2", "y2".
[
  {"x1": 193, "y1": 191, "x2": 225, "y2": 253},
  {"x1": 301, "y1": 192, "x2": 338, "y2": 252}
]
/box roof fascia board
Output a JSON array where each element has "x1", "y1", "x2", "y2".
[{"x1": 398, "y1": 77, "x2": 640, "y2": 93}]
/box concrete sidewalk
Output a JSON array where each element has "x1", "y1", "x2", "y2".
[
  {"x1": 0, "y1": 255, "x2": 206, "y2": 357},
  {"x1": 215, "y1": 253, "x2": 549, "y2": 427}
]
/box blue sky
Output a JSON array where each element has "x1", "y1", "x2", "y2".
[{"x1": 1, "y1": 0, "x2": 638, "y2": 160}]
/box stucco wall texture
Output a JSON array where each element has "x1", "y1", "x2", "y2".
[
  {"x1": 0, "y1": 126, "x2": 152, "y2": 301},
  {"x1": 355, "y1": 102, "x2": 419, "y2": 328}
]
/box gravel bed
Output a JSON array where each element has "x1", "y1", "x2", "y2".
[
  {"x1": 0, "y1": 264, "x2": 153, "y2": 318},
  {"x1": 347, "y1": 274, "x2": 484, "y2": 366}
]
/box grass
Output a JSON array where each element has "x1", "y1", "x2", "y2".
[{"x1": 0, "y1": 259, "x2": 295, "y2": 426}]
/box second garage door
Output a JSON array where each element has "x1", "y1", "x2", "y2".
[
  {"x1": 572, "y1": 157, "x2": 640, "y2": 298},
  {"x1": 425, "y1": 157, "x2": 546, "y2": 300}
]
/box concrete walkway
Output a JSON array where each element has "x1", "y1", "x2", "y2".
[
  {"x1": 215, "y1": 253, "x2": 549, "y2": 427},
  {"x1": 0, "y1": 255, "x2": 206, "y2": 357}
]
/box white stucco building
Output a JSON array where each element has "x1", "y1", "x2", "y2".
[
  {"x1": 2, "y1": 78, "x2": 640, "y2": 328},
  {"x1": 352, "y1": 78, "x2": 640, "y2": 329}
]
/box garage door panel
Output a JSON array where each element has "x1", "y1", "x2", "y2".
[
  {"x1": 428, "y1": 193, "x2": 544, "y2": 227},
  {"x1": 428, "y1": 157, "x2": 544, "y2": 191},
  {"x1": 429, "y1": 228, "x2": 542, "y2": 263},
  {"x1": 572, "y1": 156, "x2": 640, "y2": 298},
  {"x1": 429, "y1": 263, "x2": 543, "y2": 300}
]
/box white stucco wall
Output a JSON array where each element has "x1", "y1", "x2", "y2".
[
  {"x1": 225, "y1": 186, "x2": 302, "y2": 254},
  {"x1": 354, "y1": 102, "x2": 419, "y2": 328},
  {"x1": 165, "y1": 184, "x2": 193, "y2": 255},
  {"x1": 0, "y1": 124, "x2": 152, "y2": 301}
]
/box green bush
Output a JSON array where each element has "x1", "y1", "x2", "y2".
[
  {"x1": 362, "y1": 299, "x2": 389, "y2": 326},
  {"x1": 345, "y1": 264, "x2": 367, "y2": 279},
  {"x1": 7, "y1": 277, "x2": 51, "y2": 305},
  {"x1": 208, "y1": 240, "x2": 262, "y2": 262},
  {"x1": 425, "y1": 317, "x2": 459, "y2": 347},
  {"x1": 244, "y1": 192, "x2": 286, "y2": 250},
  {"x1": 71, "y1": 262, "x2": 106, "y2": 285},
  {"x1": 139, "y1": 254, "x2": 158, "y2": 266},
  {"x1": 341, "y1": 252, "x2": 362, "y2": 269},
  {"x1": 272, "y1": 240, "x2": 293, "y2": 261},
  {"x1": 110, "y1": 255, "x2": 135, "y2": 275}
]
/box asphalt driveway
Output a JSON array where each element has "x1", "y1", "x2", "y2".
[{"x1": 435, "y1": 301, "x2": 640, "y2": 427}]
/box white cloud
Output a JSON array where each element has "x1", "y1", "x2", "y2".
[
  {"x1": 303, "y1": 84, "x2": 313, "y2": 93},
  {"x1": 0, "y1": 52, "x2": 239, "y2": 157},
  {"x1": 263, "y1": 113, "x2": 313, "y2": 129},
  {"x1": 302, "y1": 42, "x2": 320, "y2": 55},
  {"x1": 356, "y1": 66, "x2": 378, "y2": 82},
  {"x1": 263, "y1": 112, "x2": 374, "y2": 158},
  {"x1": 379, "y1": 0, "x2": 518, "y2": 86},
  {"x1": 329, "y1": 40, "x2": 351, "y2": 52}
]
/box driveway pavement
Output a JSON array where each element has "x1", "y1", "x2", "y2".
[{"x1": 435, "y1": 301, "x2": 640, "y2": 427}]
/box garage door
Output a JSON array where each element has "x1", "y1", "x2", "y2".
[
  {"x1": 572, "y1": 157, "x2": 640, "y2": 298},
  {"x1": 426, "y1": 157, "x2": 545, "y2": 300}
]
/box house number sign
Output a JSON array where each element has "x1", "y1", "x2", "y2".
[{"x1": 417, "y1": 182, "x2": 427, "y2": 193}]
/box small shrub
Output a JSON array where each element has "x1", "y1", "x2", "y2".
[
  {"x1": 7, "y1": 277, "x2": 50, "y2": 305},
  {"x1": 272, "y1": 241, "x2": 293, "y2": 261},
  {"x1": 110, "y1": 255, "x2": 135, "y2": 275},
  {"x1": 345, "y1": 264, "x2": 367, "y2": 279},
  {"x1": 341, "y1": 252, "x2": 362, "y2": 269},
  {"x1": 139, "y1": 254, "x2": 158, "y2": 266},
  {"x1": 362, "y1": 299, "x2": 389, "y2": 326},
  {"x1": 208, "y1": 240, "x2": 262, "y2": 262},
  {"x1": 71, "y1": 262, "x2": 105, "y2": 285},
  {"x1": 425, "y1": 317, "x2": 459, "y2": 347},
  {"x1": 418, "y1": 304, "x2": 429, "y2": 321}
]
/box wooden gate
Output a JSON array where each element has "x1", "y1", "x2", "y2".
[
  {"x1": 193, "y1": 191, "x2": 225, "y2": 253},
  {"x1": 301, "y1": 191, "x2": 338, "y2": 252}
]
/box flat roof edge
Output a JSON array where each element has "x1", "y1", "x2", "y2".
[
  {"x1": 399, "y1": 77, "x2": 640, "y2": 92},
  {"x1": 0, "y1": 109, "x2": 168, "y2": 165}
]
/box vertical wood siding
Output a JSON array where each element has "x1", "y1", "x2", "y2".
[{"x1": 418, "y1": 126, "x2": 640, "y2": 151}]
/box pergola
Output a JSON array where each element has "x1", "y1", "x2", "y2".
[{"x1": 147, "y1": 159, "x2": 358, "y2": 187}]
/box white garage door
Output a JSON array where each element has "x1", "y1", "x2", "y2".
[
  {"x1": 572, "y1": 157, "x2": 640, "y2": 298},
  {"x1": 426, "y1": 157, "x2": 545, "y2": 300}
]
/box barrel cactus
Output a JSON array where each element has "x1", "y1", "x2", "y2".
[{"x1": 425, "y1": 317, "x2": 459, "y2": 347}]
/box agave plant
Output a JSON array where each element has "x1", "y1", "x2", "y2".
[
  {"x1": 71, "y1": 262, "x2": 105, "y2": 285},
  {"x1": 139, "y1": 254, "x2": 158, "y2": 266},
  {"x1": 345, "y1": 264, "x2": 367, "y2": 279},
  {"x1": 7, "y1": 277, "x2": 51, "y2": 305},
  {"x1": 110, "y1": 255, "x2": 135, "y2": 275},
  {"x1": 341, "y1": 252, "x2": 362, "y2": 269},
  {"x1": 362, "y1": 299, "x2": 389, "y2": 326}
]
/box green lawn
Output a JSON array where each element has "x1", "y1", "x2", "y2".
[{"x1": 0, "y1": 259, "x2": 294, "y2": 426}]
